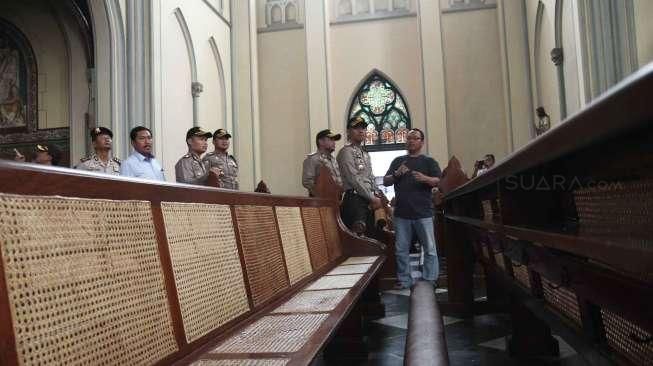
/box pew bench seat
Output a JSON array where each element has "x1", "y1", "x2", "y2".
[
  {"x1": 188, "y1": 256, "x2": 383, "y2": 365},
  {"x1": 0, "y1": 162, "x2": 387, "y2": 366}
]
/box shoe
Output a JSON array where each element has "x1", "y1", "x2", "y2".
[{"x1": 393, "y1": 282, "x2": 411, "y2": 290}]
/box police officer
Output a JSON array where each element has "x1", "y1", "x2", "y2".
[
  {"x1": 337, "y1": 116, "x2": 382, "y2": 235},
  {"x1": 203, "y1": 129, "x2": 239, "y2": 190},
  {"x1": 302, "y1": 129, "x2": 343, "y2": 196},
  {"x1": 75, "y1": 127, "x2": 121, "y2": 175},
  {"x1": 26, "y1": 144, "x2": 60, "y2": 165},
  {"x1": 175, "y1": 127, "x2": 220, "y2": 185}
]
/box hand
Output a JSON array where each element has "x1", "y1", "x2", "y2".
[
  {"x1": 13, "y1": 148, "x2": 25, "y2": 162},
  {"x1": 209, "y1": 167, "x2": 224, "y2": 177},
  {"x1": 394, "y1": 163, "x2": 410, "y2": 177},
  {"x1": 369, "y1": 196, "x2": 383, "y2": 210},
  {"x1": 412, "y1": 171, "x2": 431, "y2": 184}
]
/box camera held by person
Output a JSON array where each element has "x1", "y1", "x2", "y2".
[{"x1": 472, "y1": 154, "x2": 495, "y2": 178}]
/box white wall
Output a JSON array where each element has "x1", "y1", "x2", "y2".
[
  {"x1": 526, "y1": 0, "x2": 561, "y2": 127},
  {"x1": 329, "y1": 16, "x2": 425, "y2": 152},
  {"x1": 20, "y1": 0, "x2": 642, "y2": 192},
  {"x1": 256, "y1": 0, "x2": 513, "y2": 193},
  {"x1": 257, "y1": 28, "x2": 310, "y2": 195},
  {"x1": 561, "y1": 0, "x2": 581, "y2": 117},
  {"x1": 497, "y1": 0, "x2": 534, "y2": 150},
  {"x1": 441, "y1": 7, "x2": 508, "y2": 173},
  {"x1": 634, "y1": 0, "x2": 653, "y2": 67},
  {"x1": 89, "y1": 0, "x2": 113, "y2": 136},
  {"x1": 155, "y1": 0, "x2": 232, "y2": 181}
]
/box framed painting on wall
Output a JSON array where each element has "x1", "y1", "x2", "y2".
[{"x1": 0, "y1": 19, "x2": 36, "y2": 133}]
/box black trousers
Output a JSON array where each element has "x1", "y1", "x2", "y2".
[{"x1": 341, "y1": 191, "x2": 374, "y2": 235}]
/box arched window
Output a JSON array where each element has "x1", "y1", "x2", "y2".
[
  {"x1": 285, "y1": 3, "x2": 297, "y2": 23},
  {"x1": 393, "y1": 0, "x2": 409, "y2": 10},
  {"x1": 347, "y1": 72, "x2": 411, "y2": 151},
  {"x1": 375, "y1": 0, "x2": 389, "y2": 12},
  {"x1": 355, "y1": 0, "x2": 370, "y2": 14},
  {"x1": 271, "y1": 5, "x2": 282, "y2": 24},
  {"x1": 338, "y1": 0, "x2": 353, "y2": 16}
]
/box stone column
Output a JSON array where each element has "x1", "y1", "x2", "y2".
[
  {"x1": 417, "y1": 0, "x2": 449, "y2": 163},
  {"x1": 231, "y1": 0, "x2": 261, "y2": 190},
  {"x1": 126, "y1": 0, "x2": 152, "y2": 130},
  {"x1": 305, "y1": 0, "x2": 331, "y2": 143}
]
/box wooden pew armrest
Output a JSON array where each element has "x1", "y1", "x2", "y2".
[{"x1": 405, "y1": 281, "x2": 450, "y2": 366}]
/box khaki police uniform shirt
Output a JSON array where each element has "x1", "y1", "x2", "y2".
[
  {"x1": 175, "y1": 151, "x2": 209, "y2": 185},
  {"x1": 75, "y1": 154, "x2": 121, "y2": 175},
  {"x1": 203, "y1": 151, "x2": 239, "y2": 190},
  {"x1": 336, "y1": 143, "x2": 377, "y2": 201},
  {"x1": 302, "y1": 151, "x2": 343, "y2": 196}
]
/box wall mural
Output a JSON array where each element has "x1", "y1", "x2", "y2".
[
  {"x1": 0, "y1": 18, "x2": 69, "y2": 165},
  {"x1": 0, "y1": 27, "x2": 30, "y2": 130}
]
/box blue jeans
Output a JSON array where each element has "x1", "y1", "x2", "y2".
[{"x1": 394, "y1": 216, "x2": 439, "y2": 287}]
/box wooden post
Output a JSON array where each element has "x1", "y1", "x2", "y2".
[
  {"x1": 324, "y1": 302, "x2": 367, "y2": 360},
  {"x1": 507, "y1": 295, "x2": 560, "y2": 358},
  {"x1": 443, "y1": 219, "x2": 475, "y2": 317}
]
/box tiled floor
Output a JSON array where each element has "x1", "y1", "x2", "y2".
[{"x1": 320, "y1": 254, "x2": 593, "y2": 366}]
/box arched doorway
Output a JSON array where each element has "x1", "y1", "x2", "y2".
[{"x1": 0, "y1": 0, "x2": 94, "y2": 166}]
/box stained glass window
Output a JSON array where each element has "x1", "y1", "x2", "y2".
[{"x1": 347, "y1": 72, "x2": 411, "y2": 151}]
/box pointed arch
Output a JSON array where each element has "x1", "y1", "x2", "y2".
[
  {"x1": 209, "y1": 36, "x2": 227, "y2": 129},
  {"x1": 173, "y1": 8, "x2": 197, "y2": 82},
  {"x1": 271, "y1": 5, "x2": 282, "y2": 24},
  {"x1": 532, "y1": 1, "x2": 544, "y2": 110},
  {"x1": 553, "y1": 0, "x2": 567, "y2": 119},
  {"x1": 285, "y1": 2, "x2": 297, "y2": 23},
  {"x1": 89, "y1": 0, "x2": 128, "y2": 157},
  {"x1": 347, "y1": 70, "x2": 411, "y2": 151}
]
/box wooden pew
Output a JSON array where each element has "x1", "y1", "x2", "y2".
[
  {"x1": 313, "y1": 165, "x2": 397, "y2": 290},
  {"x1": 433, "y1": 156, "x2": 470, "y2": 287},
  {"x1": 0, "y1": 161, "x2": 386, "y2": 366},
  {"x1": 441, "y1": 64, "x2": 653, "y2": 365}
]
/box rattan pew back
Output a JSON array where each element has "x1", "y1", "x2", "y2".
[{"x1": 0, "y1": 162, "x2": 385, "y2": 366}]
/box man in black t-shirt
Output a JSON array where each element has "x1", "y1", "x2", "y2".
[{"x1": 383, "y1": 128, "x2": 441, "y2": 289}]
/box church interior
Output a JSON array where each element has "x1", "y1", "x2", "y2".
[{"x1": 0, "y1": 0, "x2": 652, "y2": 365}]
